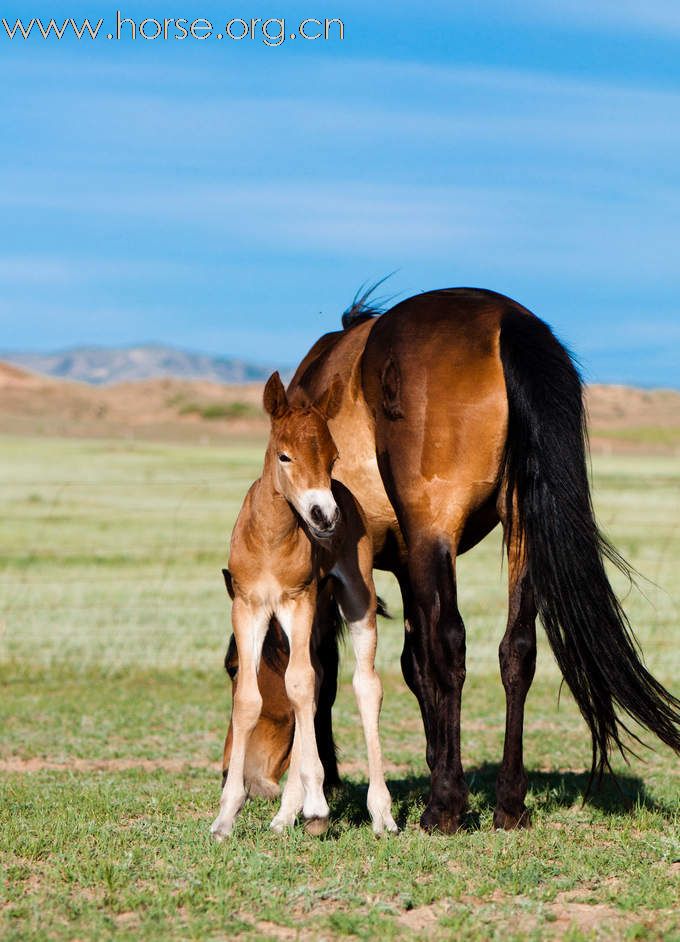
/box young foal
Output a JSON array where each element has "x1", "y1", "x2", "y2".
[{"x1": 210, "y1": 372, "x2": 397, "y2": 840}]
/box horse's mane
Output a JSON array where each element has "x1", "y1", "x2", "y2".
[{"x1": 341, "y1": 278, "x2": 394, "y2": 330}]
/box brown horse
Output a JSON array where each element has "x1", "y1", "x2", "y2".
[
  {"x1": 221, "y1": 287, "x2": 680, "y2": 833},
  {"x1": 211, "y1": 372, "x2": 397, "y2": 838}
]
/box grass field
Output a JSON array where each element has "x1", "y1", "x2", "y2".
[{"x1": 1, "y1": 435, "x2": 678, "y2": 941}]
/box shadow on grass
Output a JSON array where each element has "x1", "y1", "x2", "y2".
[{"x1": 330, "y1": 763, "x2": 674, "y2": 833}]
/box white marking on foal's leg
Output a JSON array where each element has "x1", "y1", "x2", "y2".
[
  {"x1": 210, "y1": 603, "x2": 268, "y2": 841},
  {"x1": 278, "y1": 601, "x2": 330, "y2": 834},
  {"x1": 270, "y1": 726, "x2": 304, "y2": 832},
  {"x1": 348, "y1": 615, "x2": 398, "y2": 835}
]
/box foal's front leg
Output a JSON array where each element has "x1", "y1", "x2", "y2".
[
  {"x1": 277, "y1": 594, "x2": 330, "y2": 834},
  {"x1": 211, "y1": 599, "x2": 269, "y2": 840}
]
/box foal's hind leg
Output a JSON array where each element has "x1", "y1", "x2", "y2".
[
  {"x1": 277, "y1": 595, "x2": 330, "y2": 834},
  {"x1": 494, "y1": 535, "x2": 537, "y2": 829},
  {"x1": 270, "y1": 725, "x2": 304, "y2": 831},
  {"x1": 211, "y1": 600, "x2": 269, "y2": 840}
]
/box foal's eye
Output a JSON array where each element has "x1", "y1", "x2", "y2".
[{"x1": 278, "y1": 453, "x2": 292, "y2": 463}]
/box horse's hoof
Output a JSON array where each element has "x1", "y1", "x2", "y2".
[
  {"x1": 304, "y1": 815, "x2": 329, "y2": 836},
  {"x1": 493, "y1": 807, "x2": 531, "y2": 830},
  {"x1": 419, "y1": 806, "x2": 463, "y2": 834}
]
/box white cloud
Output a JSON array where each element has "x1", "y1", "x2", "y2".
[
  {"x1": 0, "y1": 254, "x2": 199, "y2": 287},
  {"x1": 515, "y1": 0, "x2": 680, "y2": 35},
  {"x1": 1, "y1": 174, "x2": 678, "y2": 288}
]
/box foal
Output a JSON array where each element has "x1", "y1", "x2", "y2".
[{"x1": 210, "y1": 372, "x2": 397, "y2": 839}]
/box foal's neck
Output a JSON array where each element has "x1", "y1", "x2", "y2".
[{"x1": 249, "y1": 448, "x2": 299, "y2": 545}]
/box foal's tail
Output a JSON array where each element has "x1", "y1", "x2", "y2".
[{"x1": 499, "y1": 306, "x2": 680, "y2": 785}]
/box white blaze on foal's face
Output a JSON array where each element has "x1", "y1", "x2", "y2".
[{"x1": 263, "y1": 371, "x2": 343, "y2": 537}]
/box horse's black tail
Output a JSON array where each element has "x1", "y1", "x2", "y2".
[{"x1": 499, "y1": 306, "x2": 680, "y2": 785}]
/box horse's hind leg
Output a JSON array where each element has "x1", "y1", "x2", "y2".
[
  {"x1": 494, "y1": 533, "x2": 537, "y2": 829},
  {"x1": 408, "y1": 535, "x2": 468, "y2": 834},
  {"x1": 313, "y1": 591, "x2": 342, "y2": 791}
]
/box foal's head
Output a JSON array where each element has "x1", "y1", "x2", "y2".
[{"x1": 263, "y1": 371, "x2": 343, "y2": 538}]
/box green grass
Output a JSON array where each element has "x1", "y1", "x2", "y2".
[
  {"x1": 1, "y1": 437, "x2": 678, "y2": 940},
  {"x1": 594, "y1": 426, "x2": 680, "y2": 447}
]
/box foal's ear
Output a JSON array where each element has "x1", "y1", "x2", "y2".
[
  {"x1": 314, "y1": 374, "x2": 343, "y2": 420},
  {"x1": 222, "y1": 568, "x2": 235, "y2": 600},
  {"x1": 263, "y1": 371, "x2": 288, "y2": 419}
]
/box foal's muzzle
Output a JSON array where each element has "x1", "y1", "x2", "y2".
[{"x1": 309, "y1": 503, "x2": 340, "y2": 536}]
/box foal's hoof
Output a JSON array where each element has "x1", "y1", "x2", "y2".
[
  {"x1": 303, "y1": 815, "x2": 329, "y2": 837},
  {"x1": 372, "y1": 814, "x2": 399, "y2": 836},
  {"x1": 270, "y1": 810, "x2": 296, "y2": 833},
  {"x1": 210, "y1": 817, "x2": 233, "y2": 842},
  {"x1": 419, "y1": 806, "x2": 463, "y2": 835},
  {"x1": 493, "y1": 807, "x2": 531, "y2": 830}
]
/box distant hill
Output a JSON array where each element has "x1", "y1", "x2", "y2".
[
  {"x1": 1, "y1": 361, "x2": 679, "y2": 452},
  {"x1": 0, "y1": 344, "x2": 274, "y2": 385}
]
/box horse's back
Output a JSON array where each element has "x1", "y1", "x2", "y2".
[{"x1": 361, "y1": 289, "x2": 514, "y2": 543}]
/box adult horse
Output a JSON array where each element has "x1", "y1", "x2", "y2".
[{"x1": 221, "y1": 287, "x2": 680, "y2": 833}]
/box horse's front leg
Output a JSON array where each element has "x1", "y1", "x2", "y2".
[
  {"x1": 211, "y1": 598, "x2": 269, "y2": 840},
  {"x1": 396, "y1": 567, "x2": 438, "y2": 771},
  {"x1": 277, "y1": 593, "x2": 330, "y2": 834},
  {"x1": 335, "y1": 561, "x2": 397, "y2": 834}
]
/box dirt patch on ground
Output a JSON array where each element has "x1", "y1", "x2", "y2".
[
  {"x1": 251, "y1": 920, "x2": 307, "y2": 940},
  {"x1": 549, "y1": 899, "x2": 625, "y2": 937},
  {"x1": 390, "y1": 881, "x2": 665, "y2": 940},
  {"x1": 397, "y1": 902, "x2": 443, "y2": 931},
  {"x1": 1, "y1": 363, "x2": 677, "y2": 453},
  {"x1": 0, "y1": 756, "x2": 219, "y2": 773},
  {"x1": 113, "y1": 911, "x2": 141, "y2": 930}
]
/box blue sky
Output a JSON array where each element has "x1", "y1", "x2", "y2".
[{"x1": 1, "y1": 1, "x2": 679, "y2": 385}]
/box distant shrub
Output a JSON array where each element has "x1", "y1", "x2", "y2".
[{"x1": 176, "y1": 400, "x2": 260, "y2": 420}]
